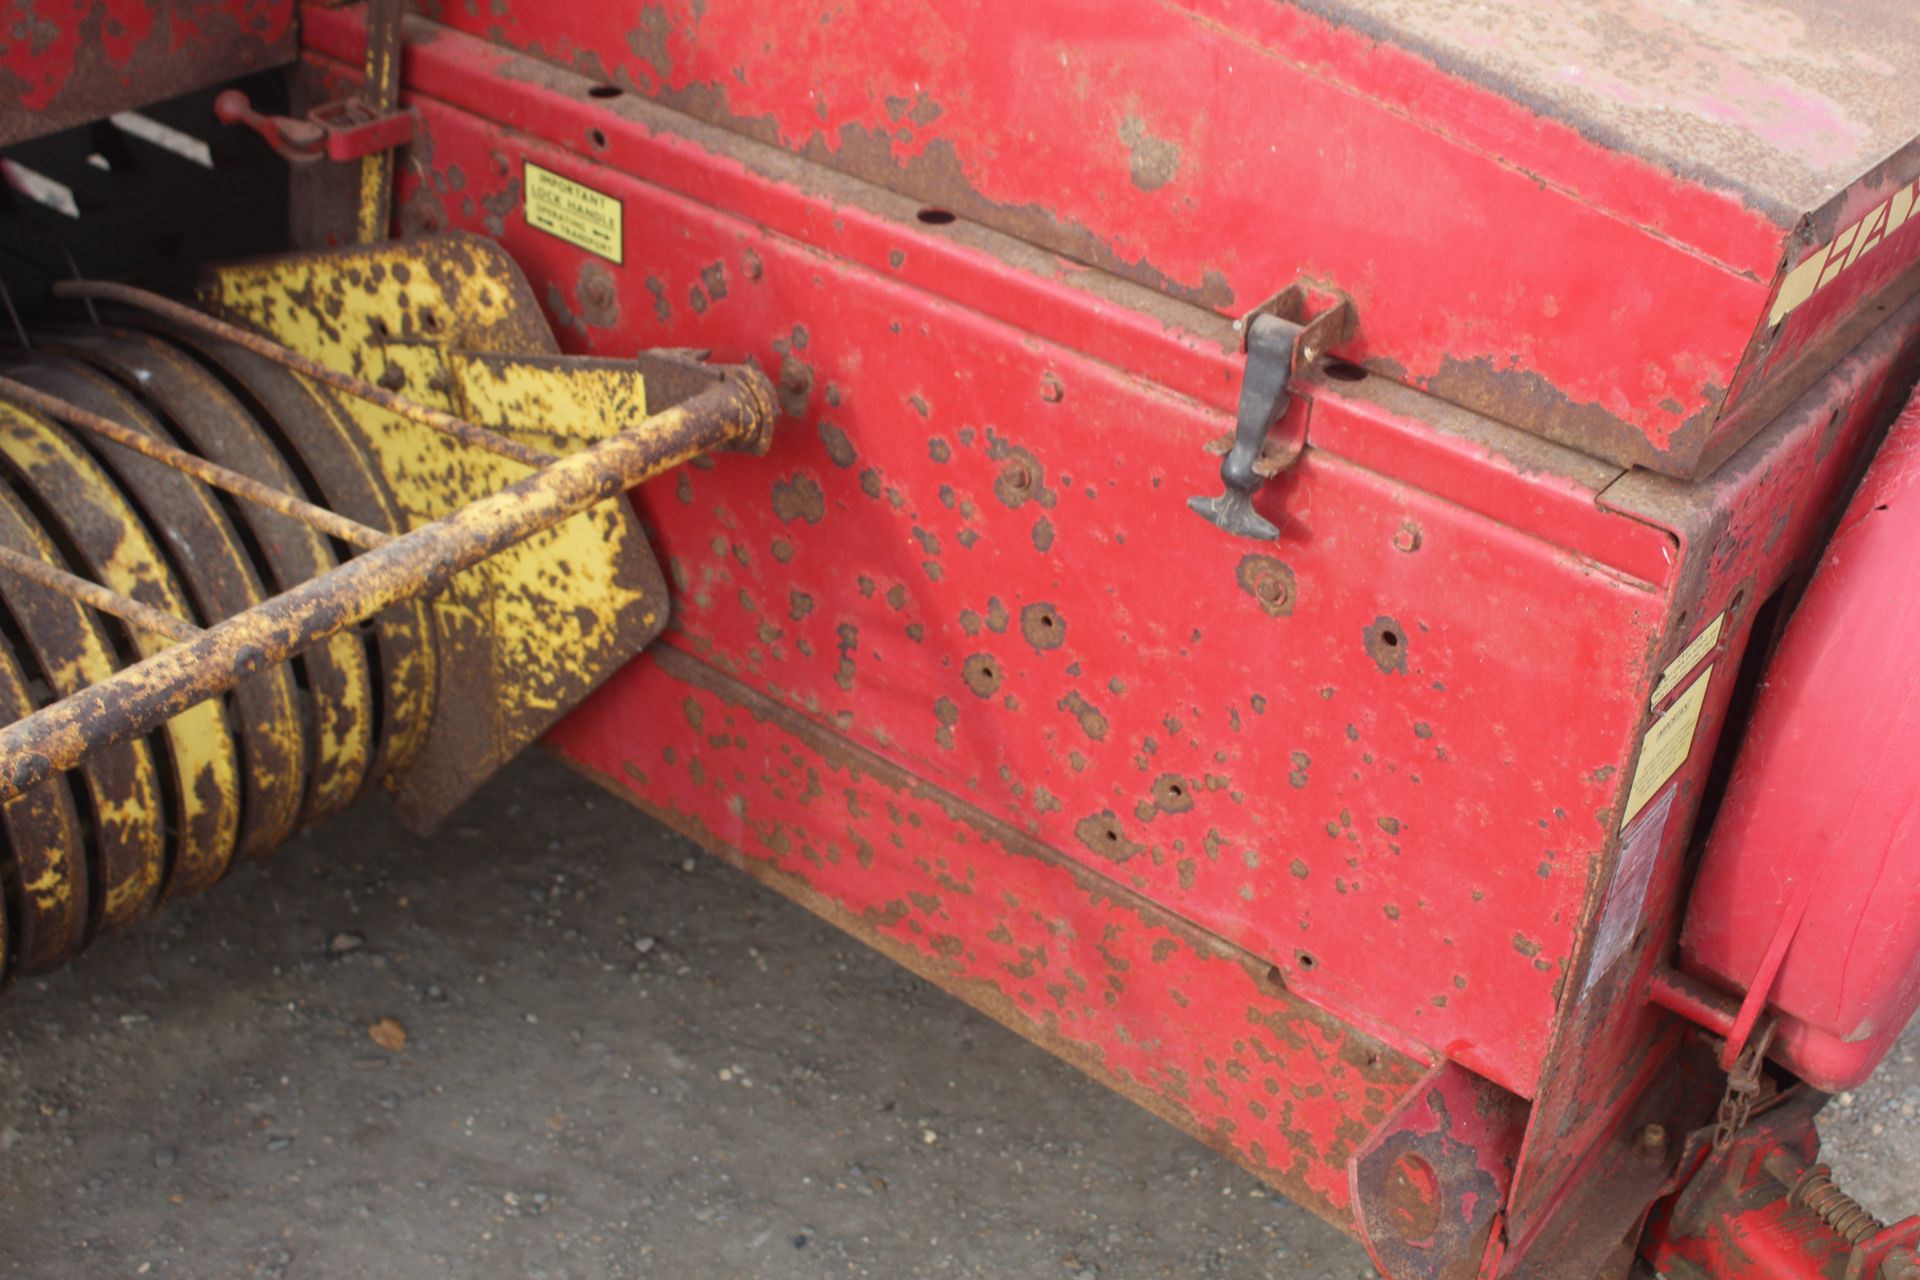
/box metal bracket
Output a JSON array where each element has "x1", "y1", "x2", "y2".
[{"x1": 1188, "y1": 285, "x2": 1356, "y2": 540}]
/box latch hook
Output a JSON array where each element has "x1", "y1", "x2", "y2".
[{"x1": 1188, "y1": 286, "x2": 1356, "y2": 541}]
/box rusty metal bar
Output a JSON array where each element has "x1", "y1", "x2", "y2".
[
  {"x1": 355, "y1": 0, "x2": 405, "y2": 244},
  {"x1": 0, "y1": 546, "x2": 201, "y2": 643},
  {"x1": 0, "y1": 376, "x2": 393, "y2": 552},
  {"x1": 51, "y1": 281, "x2": 561, "y2": 470},
  {"x1": 0, "y1": 366, "x2": 776, "y2": 801}
]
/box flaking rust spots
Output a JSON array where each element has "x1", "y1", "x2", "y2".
[
  {"x1": 1058, "y1": 691, "x2": 1109, "y2": 741},
  {"x1": 643, "y1": 276, "x2": 671, "y2": 323},
  {"x1": 1363, "y1": 616, "x2": 1409, "y2": 675},
  {"x1": 1032, "y1": 515, "x2": 1055, "y2": 552},
  {"x1": 834, "y1": 622, "x2": 858, "y2": 691},
  {"x1": 934, "y1": 697, "x2": 960, "y2": 751},
  {"x1": 1020, "y1": 602, "x2": 1066, "y2": 652},
  {"x1": 990, "y1": 439, "x2": 1057, "y2": 510},
  {"x1": 771, "y1": 473, "x2": 826, "y2": 524},
  {"x1": 1151, "y1": 774, "x2": 1194, "y2": 814},
  {"x1": 1288, "y1": 752, "x2": 1310, "y2": 789},
  {"x1": 1076, "y1": 811, "x2": 1147, "y2": 863},
  {"x1": 1236, "y1": 555, "x2": 1296, "y2": 616},
  {"x1": 961, "y1": 653, "x2": 1002, "y2": 698},
  {"x1": 1117, "y1": 112, "x2": 1182, "y2": 192},
  {"x1": 576, "y1": 260, "x2": 619, "y2": 328}
]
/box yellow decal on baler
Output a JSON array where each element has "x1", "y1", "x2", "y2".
[
  {"x1": 1624, "y1": 666, "x2": 1713, "y2": 824},
  {"x1": 525, "y1": 163, "x2": 624, "y2": 264},
  {"x1": 1769, "y1": 174, "x2": 1920, "y2": 326},
  {"x1": 1651, "y1": 611, "x2": 1723, "y2": 706}
]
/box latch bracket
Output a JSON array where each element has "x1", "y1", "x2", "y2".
[
  {"x1": 1188, "y1": 285, "x2": 1356, "y2": 540},
  {"x1": 214, "y1": 89, "x2": 415, "y2": 165}
]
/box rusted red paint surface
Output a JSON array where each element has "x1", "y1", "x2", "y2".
[
  {"x1": 1350, "y1": 1061, "x2": 1527, "y2": 1280},
  {"x1": 313, "y1": 19, "x2": 1698, "y2": 1099},
  {"x1": 394, "y1": 0, "x2": 1920, "y2": 480},
  {"x1": 558, "y1": 645, "x2": 1428, "y2": 1227},
  {"x1": 295, "y1": 6, "x2": 1920, "y2": 1271},
  {"x1": 0, "y1": 0, "x2": 295, "y2": 144}
]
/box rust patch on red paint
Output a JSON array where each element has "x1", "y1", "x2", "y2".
[
  {"x1": 1020, "y1": 602, "x2": 1066, "y2": 652},
  {"x1": 1076, "y1": 811, "x2": 1146, "y2": 863},
  {"x1": 1236, "y1": 555, "x2": 1296, "y2": 617},
  {"x1": 1364, "y1": 616, "x2": 1410, "y2": 675},
  {"x1": 770, "y1": 472, "x2": 825, "y2": 523},
  {"x1": 961, "y1": 652, "x2": 1003, "y2": 698}
]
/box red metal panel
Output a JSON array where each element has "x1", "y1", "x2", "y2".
[
  {"x1": 399, "y1": 0, "x2": 1920, "y2": 480},
  {"x1": 399, "y1": 0, "x2": 1781, "y2": 476},
  {"x1": 555, "y1": 644, "x2": 1430, "y2": 1231},
  {"x1": 315, "y1": 16, "x2": 1694, "y2": 1097},
  {"x1": 1682, "y1": 386, "x2": 1920, "y2": 1094},
  {"x1": 0, "y1": 0, "x2": 297, "y2": 144}
]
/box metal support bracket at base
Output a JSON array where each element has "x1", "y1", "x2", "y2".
[{"x1": 1188, "y1": 284, "x2": 1356, "y2": 540}]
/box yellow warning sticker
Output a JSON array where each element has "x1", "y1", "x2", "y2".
[
  {"x1": 1624, "y1": 665, "x2": 1713, "y2": 824},
  {"x1": 1651, "y1": 611, "x2": 1724, "y2": 706},
  {"x1": 525, "y1": 163, "x2": 623, "y2": 263}
]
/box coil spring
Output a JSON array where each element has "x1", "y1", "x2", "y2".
[
  {"x1": 1796, "y1": 1168, "x2": 1884, "y2": 1246},
  {"x1": 0, "y1": 317, "x2": 434, "y2": 986},
  {"x1": 1791, "y1": 1164, "x2": 1920, "y2": 1280}
]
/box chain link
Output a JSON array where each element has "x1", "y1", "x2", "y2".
[{"x1": 1713, "y1": 1020, "x2": 1779, "y2": 1152}]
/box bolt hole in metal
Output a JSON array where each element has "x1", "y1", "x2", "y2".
[
  {"x1": 587, "y1": 83, "x2": 623, "y2": 99},
  {"x1": 1296, "y1": 949, "x2": 1319, "y2": 971},
  {"x1": 1322, "y1": 358, "x2": 1367, "y2": 382},
  {"x1": 587, "y1": 126, "x2": 609, "y2": 151},
  {"x1": 916, "y1": 207, "x2": 957, "y2": 225},
  {"x1": 1379, "y1": 629, "x2": 1401, "y2": 648}
]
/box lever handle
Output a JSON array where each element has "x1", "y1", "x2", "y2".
[
  {"x1": 1188, "y1": 313, "x2": 1298, "y2": 540},
  {"x1": 214, "y1": 90, "x2": 326, "y2": 161}
]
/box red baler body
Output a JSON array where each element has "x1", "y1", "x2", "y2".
[{"x1": 5, "y1": 1, "x2": 1920, "y2": 1276}]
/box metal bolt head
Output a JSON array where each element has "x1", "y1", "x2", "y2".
[
  {"x1": 1639, "y1": 1123, "x2": 1668, "y2": 1153},
  {"x1": 1255, "y1": 576, "x2": 1286, "y2": 605},
  {"x1": 1393, "y1": 524, "x2": 1422, "y2": 553},
  {"x1": 1040, "y1": 373, "x2": 1064, "y2": 403},
  {"x1": 1005, "y1": 463, "x2": 1034, "y2": 493}
]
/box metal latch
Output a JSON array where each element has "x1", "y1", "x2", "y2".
[
  {"x1": 213, "y1": 88, "x2": 415, "y2": 165},
  {"x1": 1188, "y1": 285, "x2": 1356, "y2": 540}
]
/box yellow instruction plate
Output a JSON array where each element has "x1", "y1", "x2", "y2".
[{"x1": 525, "y1": 163, "x2": 624, "y2": 264}]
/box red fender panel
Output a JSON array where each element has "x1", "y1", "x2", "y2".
[{"x1": 1683, "y1": 386, "x2": 1920, "y2": 1092}]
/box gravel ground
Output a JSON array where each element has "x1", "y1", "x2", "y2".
[{"x1": 0, "y1": 752, "x2": 1913, "y2": 1278}]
